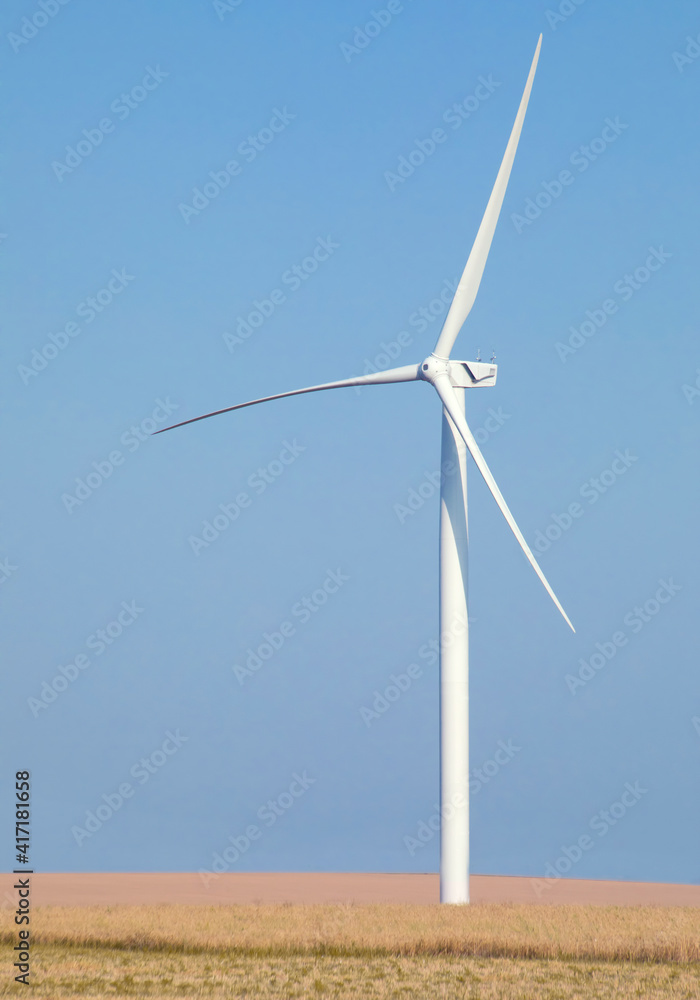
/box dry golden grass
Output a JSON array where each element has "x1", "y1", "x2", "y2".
[
  {"x1": 2, "y1": 902, "x2": 700, "y2": 962},
  {"x1": 2, "y1": 945, "x2": 700, "y2": 998},
  {"x1": 2, "y1": 904, "x2": 699, "y2": 998}
]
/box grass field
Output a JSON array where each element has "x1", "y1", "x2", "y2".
[{"x1": 2, "y1": 903, "x2": 699, "y2": 998}]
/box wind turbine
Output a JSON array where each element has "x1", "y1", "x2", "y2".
[{"x1": 157, "y1": 34, "x2": 574, "y2": 904}]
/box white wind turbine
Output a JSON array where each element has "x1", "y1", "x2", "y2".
[{"x1": 157, "y1": 35, "x2": 574, "y2": 904}]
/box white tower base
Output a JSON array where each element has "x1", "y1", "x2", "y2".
[{"x1": 439, "y1": 386, "x2": 470, "y2": 904}]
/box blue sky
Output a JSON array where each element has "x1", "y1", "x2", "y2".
[{"x1": 2, "y1": 0, "x2": 700, "y2": 888}]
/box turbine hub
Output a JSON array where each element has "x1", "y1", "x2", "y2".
[{"x1": 419, "y1": 355, "x2": 451, "y2": 384}]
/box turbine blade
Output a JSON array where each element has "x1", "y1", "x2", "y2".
[
  {"x1": 433, "y1": 35, "x2": 542, "y2": 360},
  {"x1": 154, "y1": 364, "x2": 420, "y2": 434},
  {"x1": 432, "y1": 374, "x2": 574, "y2": 631}
]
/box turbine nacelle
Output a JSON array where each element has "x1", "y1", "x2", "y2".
[{"x1": 419, "y1": 356, "x2": 498, "y2": 389}]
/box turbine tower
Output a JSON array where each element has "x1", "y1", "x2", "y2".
[{"x1": 157, "y1": 35, "x2": 574, "y2": 904}]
